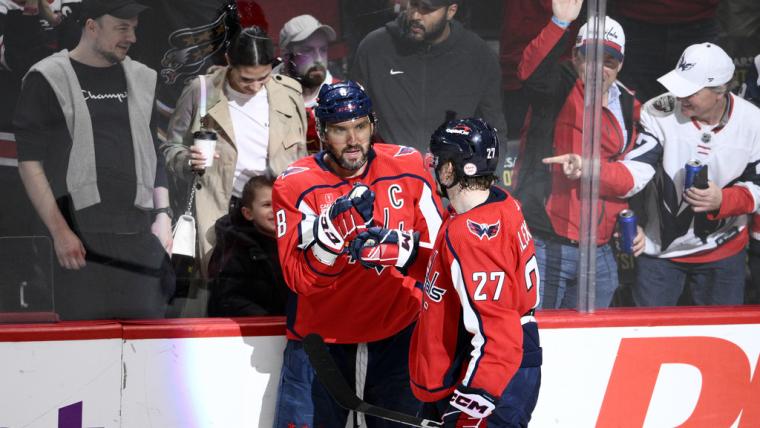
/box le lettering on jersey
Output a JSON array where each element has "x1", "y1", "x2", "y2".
[{"x1": 272, "y1": 144, "x2": 444, "y2": 344}]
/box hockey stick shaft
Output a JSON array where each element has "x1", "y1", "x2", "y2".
[{"x1": 302, "y1": 333, "x2": 442, "y2": 428}]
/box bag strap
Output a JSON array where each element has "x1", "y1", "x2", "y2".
[
  {"x1": 199, "y1": 74, "x2": 207, "y2": 118},
  {"x1": 183, "y1": 176, "x2": 198, "y2": 216},
  {"x1": 181, "y1": 74, "x2": 207, "y2": 217}
]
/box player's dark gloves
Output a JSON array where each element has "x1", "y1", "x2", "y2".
[
  {"x1": 441, "y1": 385, "x2": 497, "y2": 427},
  {"x1": 311, "y1": 184, "x2": 374, "y2": 265},
  {"x1": 348, "y1": 227, "x2": 419, "y2": 274}
]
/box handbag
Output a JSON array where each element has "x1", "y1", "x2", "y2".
[{"x1": 171, "y1": 75, "x2": 209, "y2": 258}]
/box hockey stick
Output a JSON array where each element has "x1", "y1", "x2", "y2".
[{"x1": 302, "y1": 333, "x2": 442, "y2": 428}]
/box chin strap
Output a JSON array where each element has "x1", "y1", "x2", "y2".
[{"x1": 435, "y1": 168, "x2": 459, "y2": 200}]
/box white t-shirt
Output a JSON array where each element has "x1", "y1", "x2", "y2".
[{"x1": 225, "y1": 83, "x2": 269, "y2": 197}]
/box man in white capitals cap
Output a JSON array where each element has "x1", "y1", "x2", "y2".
[
  {"x1": 277, "y1": 14, "x2": 338, "y2": 153},
  {"x1": 620, "y1": 42, "x2": 760, "y2": 306}
]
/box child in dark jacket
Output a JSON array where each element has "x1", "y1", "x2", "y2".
[{"x1": 207, "y1": 176, "x2": 289, "y2": 316}]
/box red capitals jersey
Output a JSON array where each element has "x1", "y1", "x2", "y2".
[
  {"x1": 410, "y1": 187, "x2": 540, "y2": 401},
  {"x1": 273, "y1": 144, "x2": 444, "y2": 343}
]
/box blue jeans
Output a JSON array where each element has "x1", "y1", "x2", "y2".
[
  {"x1": 534, "y1": 238, "x2": 619, "y2": 309},
  {"x1": 274, "y1": 323, "x2": 420, "y2": 427},
  {"x1": 633, "y1": 250, "x2": 746, "y2": 306}
]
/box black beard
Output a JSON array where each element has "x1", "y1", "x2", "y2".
[
  {"x1": 326, "y1": 145, "x2": 367, "y2": 172},
  {"x1": 403, "y1": 15, "x2": 448, "y2": 44},
  {"x1": 299, "y1": 64, "x2": 327, "y2": 89}
]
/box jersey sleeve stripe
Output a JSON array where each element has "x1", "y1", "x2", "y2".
[
  {"x1": 296, "y1": 200, "x2": 317, "y2": 250},
  {"x1": 445, "y1": 232, "x2": 488, "y2": 388},
  {"x1": 418, "y1": 183, "x2": 443, "y2": 249}
]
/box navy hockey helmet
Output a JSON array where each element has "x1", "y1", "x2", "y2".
[
  {"x1": 429, "y1": 117, "x2": 500, "y2": 178},
  {"x1": 314, "y1": 80, "x2": 374, "y2": 132}
]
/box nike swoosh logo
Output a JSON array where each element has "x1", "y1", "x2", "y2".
[{"x1": 390, "y1": 69, "x2": 404, "y2": 75}]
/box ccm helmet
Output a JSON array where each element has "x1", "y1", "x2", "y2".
[
  {"x1": 429, "y1": 117, "x2": 500, "y2": 179},
  {"x1": 314, "y1": 80, "x2": 374, "y2": 133}
]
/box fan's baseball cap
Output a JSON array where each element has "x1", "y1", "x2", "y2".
[
  {"x1": 279, "y1": 15, "x2": 336, "y2": 50},
  {"x1": 575, "y1": 16, "x2": 625, "y2": 62},
  {"x1": 79, "y1": 0, "x2": 148, "y2": 25},
  {"x1": 658, "y1": 43, "x2": 735, "y2": 98}
]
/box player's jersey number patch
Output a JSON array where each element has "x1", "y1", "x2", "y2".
[
  {"x1": 473, "y1": 271, "x2": 505, "y2": 301},
  {"x1": 276, "y1": 209, "x2": 287, "y2": 238},
  {"x1": 471, "y1": 256, "x2": 539, "y2": 301}
]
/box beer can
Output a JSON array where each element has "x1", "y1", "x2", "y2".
[
  {"x1": 684, "y1": 160, "x2": 704, "y2": 189},
  {"x1": 618, "y1": 209, "x2": 637, "y2": 254}
]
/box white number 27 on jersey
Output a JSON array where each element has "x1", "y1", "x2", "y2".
[
  {"x1": 473, "y1": 271, "x2": 505, "y2": 301},
  {"x1": 472, "y1": 257, "x2": 539, "y2": 301}
]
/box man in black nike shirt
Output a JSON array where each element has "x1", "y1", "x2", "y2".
[{"x1": 14, "y1": 0, "x2": 174, "y2": 320}]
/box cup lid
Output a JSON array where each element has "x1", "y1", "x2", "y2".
[{"x1": 193, "y1": 130, "x2": 217, "y2": 140}]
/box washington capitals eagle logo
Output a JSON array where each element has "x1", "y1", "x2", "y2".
[
  {"x1": 677, "y1": 55, "x2": 695, "y2": 71},
  {"x1": 394, "y1": 146, "x2": 416, "y2": 157},
  {"x1": 278, "y1": 166, "x2": 309, "y2": 179},
  {"x1": 466, "y1": 219, "x2": 500, "y2": 240}
]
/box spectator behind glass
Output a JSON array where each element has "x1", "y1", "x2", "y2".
[
  {"x1": 351, "y1": 0, "x2": 507, "y2": 155},
  {"x1": 609, "y1": 0, "x2": 720, "y2": 103},
  {"x1": 163, "y1": 26, "x2": 307, "y2": 280},
  {"x1": 14, "y1": 0, "x2": 174, "y2": 320},
  {"x1": 207, "y1": 175, "x2": 287, "y2": 316},
  {"x1": 745, "y1": 56, "x2": 760, "y2": 305},
  {"x1": 615, "y1": 43, "x2": 760, "y2": 306},
  {"x1": 513, "y1": 0, "x2": 646, "y2": 309},
  {"x1": 276, "y1": 14, "x2": 338, "y2": 153},
  {"x1": 0, "y1": 0, "x2": 82, "y2": 239}
]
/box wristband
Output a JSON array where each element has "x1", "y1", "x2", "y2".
[
  {"x1": 153, "y1": 207, "x2": 172, "y2": 219},
  {"x1": 551, "y1": 15, "x2": 571, "y2": 29}
]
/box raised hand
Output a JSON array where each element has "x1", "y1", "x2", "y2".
[{"x1": 552, "y1": 0, "x2": 583, "y2": 23}]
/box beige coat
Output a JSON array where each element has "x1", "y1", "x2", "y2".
[{"x1": 163, "y1": 67, "x2": 307, "y2": 276}]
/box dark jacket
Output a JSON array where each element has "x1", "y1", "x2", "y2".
[
  {"x1": 351, "y1": 16, "x2": 507, "y2": 153},
  {"x1": 207, "y1": 213, "x2": 288, "y2": 316}
]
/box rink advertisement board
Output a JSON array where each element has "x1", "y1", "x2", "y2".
[{"x1": 0, "y1": 308, "x2": 758, "y2": 427}]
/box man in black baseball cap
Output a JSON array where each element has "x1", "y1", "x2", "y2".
[
  {"x1": 14, "y1": 0, "x2": 173, "y2": 321},
  {"x1": 79, "y1": 0, "x2": 148, "y2": 25},
  {"x1": 71, "y1": 0, "x2": 148, "y2": 65}
]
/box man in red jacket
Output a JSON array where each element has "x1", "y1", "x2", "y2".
[{"x1": 513, "y1": 0, "x2": 645, "y2": 309}]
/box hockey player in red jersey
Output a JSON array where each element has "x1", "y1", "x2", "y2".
[
  {"x1": 353, "y1": 118, "x2": 542, "y2": 426},
  {"x1": 271, "y1": 80, "x2": 444, "y2": 427}
]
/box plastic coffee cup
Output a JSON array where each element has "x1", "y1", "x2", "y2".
[{"x1": 193, "y1": 130, "x2": 217, "y2": 168}]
